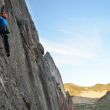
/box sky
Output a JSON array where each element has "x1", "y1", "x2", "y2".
[{"x1": 26, "y1": 0, "x2": 110, "y2": 86}]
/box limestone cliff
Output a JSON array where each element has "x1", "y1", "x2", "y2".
[{"x1": 0, "y1": 0, "x2": 74, "y2": 110}]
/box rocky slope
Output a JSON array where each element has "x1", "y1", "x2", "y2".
[
  {"x1": 72, "y1": 96, "x2": 97, "y2": 104},
  {"x1": 75, "y1": 92, "x2": 110, "y2": 110},
  {"x1": 0, "y1": 0, "x2": 74, "y2": 110}
]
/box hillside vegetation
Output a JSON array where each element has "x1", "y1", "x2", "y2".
[{"x1": 64, "y1": 83, "x2": 110, "y2": 98}]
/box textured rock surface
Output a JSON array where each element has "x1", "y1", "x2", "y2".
[{"x1": 0, "y1": 0, "x2": 74, "y2": 110}]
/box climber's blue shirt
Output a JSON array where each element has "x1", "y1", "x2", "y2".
[{"x1": 0, "y1": 16, "x2": 9, "y2": 33}]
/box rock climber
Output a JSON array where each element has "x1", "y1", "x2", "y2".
[{"x1": 0, "y1": 10, "x2": 10, "y2": 57}]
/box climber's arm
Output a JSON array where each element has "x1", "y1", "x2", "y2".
[
  {"x1": 5, "y1": 26, "x2": 10, "y2": 34},
  {"x1": 5, "y1": 20, "x2": 10, "y2": 34},
  {"x1": 0, "y1": 16, "x2": 3, "y2": 21}
]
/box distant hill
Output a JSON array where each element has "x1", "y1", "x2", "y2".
[{"x1": 64, "y1": 83, "x2": 110, "y2": 98}]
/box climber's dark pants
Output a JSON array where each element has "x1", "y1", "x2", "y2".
[{"x1": 2, "y1": 33, "x2": 10, "y2": 55}]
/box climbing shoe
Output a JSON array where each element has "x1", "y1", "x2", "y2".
[{"x1": 6, "y1": 53, "x2": 10, "y2": 57}]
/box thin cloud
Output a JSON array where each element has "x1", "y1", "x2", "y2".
[{"x1": 40, "y1": 32, "x2": 102, "y2": 66}]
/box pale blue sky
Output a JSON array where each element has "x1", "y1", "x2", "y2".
[{"x1": 26, "y1": 0, "x2": 110, "y2": 86}]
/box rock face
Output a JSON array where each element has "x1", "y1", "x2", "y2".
[{"x1": 0, "y1": 0, "x2": 74, "y2": 110}]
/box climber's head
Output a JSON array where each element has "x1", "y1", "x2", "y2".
[{"x1": 1, "y1": 12, "x2": 8, "y2": 19}]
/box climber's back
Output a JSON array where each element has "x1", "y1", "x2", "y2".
[
  {"x1": 0, "y1": 16, "x2": 8, "y2": 32},
  {"x1": 0, "y1": 11, "x2": 10, "y2": 34}
]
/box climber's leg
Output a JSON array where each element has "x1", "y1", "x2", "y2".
[{"x1": 2, "y1": 34, "x2": 10, "y2": 57}]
